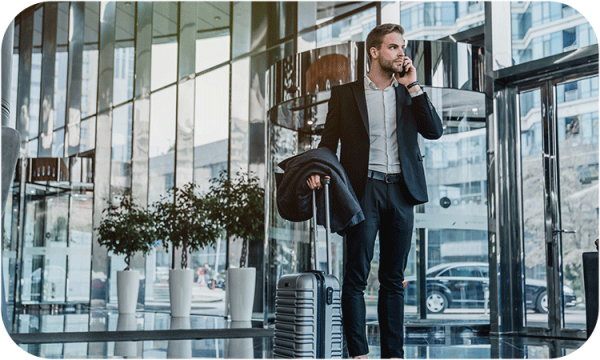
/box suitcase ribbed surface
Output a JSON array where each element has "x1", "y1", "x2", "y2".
[{"x1": 273, "y1": 272, "x2": 343, "y2": 358}]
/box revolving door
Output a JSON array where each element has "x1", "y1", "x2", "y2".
[{"x1": 264, "y1": 40, "x2": 487, "y2": 325}]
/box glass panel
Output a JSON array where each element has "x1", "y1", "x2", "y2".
[
  {"x1": 28, "y1": 139, "x2": 38, "y2": 158},
  {"x1": 148, "y1": 86, "x2": 176, "y2": 204},
  {"x1": 195, "y1": 29, "x2": 230, "y2": 73},
  {"x1": 32, "y1": 6, "x2": 43, "y2": 48},
  {"x1": 196, "y1": 2, "x2": 230, "y2": 32},
  {"x1": 20, "y1": 185, "x2": 69, "y2": 304},
  {"x1": 81, "y1": 49, "x2": 98, "y2": 118},
  {"x1": 79, "y1": 117, "x2": 96, "y2": 153},
  {"x1": 316, "y1": 7, "x2": 376, "y2": 47},
  {"x1": 115, "y1": 2, "x2": 135, "y2": 42},
  {"x1": 555, "y1": 76, "x2": 599, "y2": 330},
  {"x1": 29, "y1": 52, "x2": 42, "y2": 139},
  {"x1": 511, "y1": 2, "x2": 598, "y2": 66},
  {"x1": 401, "y1": 2, "x2": 484, "y2": 40},
  {"x1": 68, "y1": 190, "x2": 93, "y2": 303},
  {"x1": 111, "y1": 103, "x2": 133, "y2": 195},
  {"x1": 194, "y1": 66, "x2": 229, "y2": 192},
  {"x1": 56, "y1": 2, "x2": 69, "y2": 46},
  {"x1": 316, "y1": 1, "x2": 370, "y2": 23},
  {"x1": 10, "y1": 53, "x2": 19, "y2": 129},
  {"x1": 52, "y1": 128, "x2": 65, "y2": 158},
  {"x1": 84, "y1": 2, "x2": 100, "y2": 44},
  {"x1": 113, "y1": 44, "x2": 134, "y2": 105},
  {"x1": 53, "y1": 50, "x2": 68, "y2": 129},
  {"x1": 152, "y1": 2, "x2": 178, "y2": 90},
  {"x1": 405, "y1": 87, "x2": 489, "y2": 319},
  {"x1": 519, "y1": 88, "x2": 548, "y2": 327}
]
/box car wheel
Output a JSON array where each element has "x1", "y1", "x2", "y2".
[
  {"x1": 535, "y1": 291, "x2": 548, "y2": 313},
  {"x1": 426, "y1": 291, "x2": 448, "y2": 313}
]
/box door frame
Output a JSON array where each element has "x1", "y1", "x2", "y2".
[{"x1": 489, "y1": 45, "x2": 598, "y2": 340}]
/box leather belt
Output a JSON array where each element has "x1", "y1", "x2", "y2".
[{"x1": 367, "y1": 170, "x2": 401, "y2": 184}]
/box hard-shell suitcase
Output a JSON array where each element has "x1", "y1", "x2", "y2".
[{"x1": 273, "y1": 178, "x2": 343, "y2": 358}]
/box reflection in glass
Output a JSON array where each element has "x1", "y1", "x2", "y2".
[
  {"x1": 79, "y1": 117, "x2": 96, "y2": 153},
  {"x1": 148, "y1": 86, "x2": 176, "y2": 205},
  {"x1": 111, "y1": 103, "x2": 133, "y2": 196},
  {"x1": 316, "y1": 1, "x2": 370, "y2": 23},
  {"x1": 511, "y1": 2, "x2": 598, "y2": 65},
  {"x1": 113, "y1": 45, "x2": 134, "y2": 105},
  {"x1": 401, "y1": 2, "x2": 484, "y2": 40},
  {"x1": 68, "y1": 189, "x2": 93, "y2": 302},
  {"x1": 317, "y1": 7, "x2": 376, "y2": 47},
  {"x1": 194, "y1": 66, "x2": 229, "y2": 192},
  {"x1": 84, "y1": 2, "x2": 100, "y2": 44},
  {"x1": 52, "y1": 128, "x2": 64, "y2": 158},
  {"x1": 28, "y1": 139, "x2": 38, "y2": 158},
  {"x1": 81, "y1": 50, "x2": 99, "y2": 118},
  {"x1": 519, "y1": 88, "x2": 548, "y2": 327},
  {"x1": 10, "y1": 53, "x2": 19, "y2": 129},
  {"x1": 29, "y1": 52, "x2": 42, "y2": 139},
  {"x1": 152, "y1": 2, "x2": 178, "y2": 90},
  {"x1": 556, "y1": 77, "x2": 599, "y2": 330},
  {"x1": 53, "y1": 51, "x2": 68, "y2": 129},
  {"x1": 196, "y1": 29, "x2": 230, "y2": 73}
]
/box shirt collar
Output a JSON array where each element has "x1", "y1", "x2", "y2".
[{"x1": 364, "y1": 74, "x2": 399, "y2": 90}]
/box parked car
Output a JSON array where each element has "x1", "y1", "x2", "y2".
[{"x1": 404, "y1": 262, "x2": 576, "y2": 314}]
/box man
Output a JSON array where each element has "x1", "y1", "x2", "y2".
[{"x1": 307, "y1": 24, "x2": 443, "y2": 358}]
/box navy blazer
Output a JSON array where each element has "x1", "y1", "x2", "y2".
[{"x1": 318, "y1": 80, "x2": 443, "y2": 205}]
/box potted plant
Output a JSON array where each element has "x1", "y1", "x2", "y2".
[
  {"x1": 96, "y1": 191, "x2": 157, "y2": 314},
  {"x1": 153, "y1": 182, "x2": 221, "y2": 317},
  {"x1": 207, "y1": 170, "x2": 265, "y2": 321}
]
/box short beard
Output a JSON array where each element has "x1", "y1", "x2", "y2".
[{"x1": 378, "y1": 57, "x2": 400, "y2": 76}]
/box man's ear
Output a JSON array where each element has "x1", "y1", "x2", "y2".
[{"x1": 369, "y1": 47, "x2": 378, "y2": 60}]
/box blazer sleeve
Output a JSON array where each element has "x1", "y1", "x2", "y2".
[
  {"x1": 410, "y1": 92, "x2": 444, "y2": 140},
  {"x1": 317, "y1": 86, "x2": 342, "y2": 153}
]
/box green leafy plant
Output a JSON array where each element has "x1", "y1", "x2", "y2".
[
  {"x1": 207, "y1": 170, "x2": 265, "y2": 268},
  {"x1": 152, "y1": 182, "x2": 221, "y2": 270},
  {"x1": 96, "y1": 191, "x2": 158, "y2": 271}
]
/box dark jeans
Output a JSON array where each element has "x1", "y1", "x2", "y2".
[{"x1": 342, "y1": 177, "x2": 414, "y2": 358}]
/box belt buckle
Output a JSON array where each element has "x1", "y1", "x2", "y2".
[{"x1": 385, "y1": 173, "x2": 390, "y2": 183}]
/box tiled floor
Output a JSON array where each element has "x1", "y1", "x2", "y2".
[{"x1": 5, "y1": 308, "x2": 591, "y2": 359}]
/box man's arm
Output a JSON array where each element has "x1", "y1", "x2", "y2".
[
  {"x1": 395, "y1": 57, "x2": 443, "y2": 140},
  {"x1": 410, "y1": 92, "x2": 444, "y2": 140}
]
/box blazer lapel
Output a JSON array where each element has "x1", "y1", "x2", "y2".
[{"x1": 352, "y1": 81, "x2": 369, "y2": 135}]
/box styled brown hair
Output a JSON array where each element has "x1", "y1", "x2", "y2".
[{"x1": 365, "y1": 23, "x2": 404, "y2": 61}]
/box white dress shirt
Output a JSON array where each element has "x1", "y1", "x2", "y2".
[
  {"x1": 364, "y1": 75, "x2": 424, "y2": 174},
  {"x1": 364, "y1": 75, "x2": 401, "y2": 174}
]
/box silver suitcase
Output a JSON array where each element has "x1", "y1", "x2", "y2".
[{"x1": 274, "y1": 178, "x2": 343, "y2": 358}]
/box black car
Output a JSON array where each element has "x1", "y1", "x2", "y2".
[{"x1": 404, "y1": 262, "x2": 576, "y2": 314}]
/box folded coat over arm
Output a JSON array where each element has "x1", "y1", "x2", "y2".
[{"x1": 276, "y1": 147, "x2": 365, "y2": 235}]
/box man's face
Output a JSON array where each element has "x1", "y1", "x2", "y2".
[{"x1": 373, "y1": 32, "x2": 406, "y2": 74}]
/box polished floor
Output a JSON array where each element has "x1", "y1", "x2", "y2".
[{"x1": 4, "y1": 308, "x2": 593, "y2": 359}]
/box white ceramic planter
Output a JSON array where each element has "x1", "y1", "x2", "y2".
[
  {"x1": 169, "y1": 269, "x2": 193, "y2": 317},
  {"x1": 117, "y1": 270, "x2": 139, "y2": 314},
  {"x1": 226, "y1": 321, "x2": 253, "y2": 359},
  {"x1": 227, "y1": 268, "x2": 256, "y2": 321},
  {"x1": 114, "y1": 314, "x2": 137, "y2": 357},
  {"x1": 167, "y1": 317, "x2": 191, "y2": 359}
]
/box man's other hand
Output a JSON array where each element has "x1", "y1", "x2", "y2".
[{"x1": 306, "y1": 174, "x2": 330, "y2": 190}]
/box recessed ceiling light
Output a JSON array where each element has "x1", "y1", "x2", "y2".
[
  {"x1": 214, "y1": 16, "x2": 221, "y2": 21},
  {"x1": 472, "y1": 108, "x2": 478, "y2": 112}
]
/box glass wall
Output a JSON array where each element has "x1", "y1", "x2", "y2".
[
  {"x1": 5, "y1": 2, "x2": 596, "y2": 333},
  {"x1": 511, "y1": 1, "x2": 598, "y2": 65}
]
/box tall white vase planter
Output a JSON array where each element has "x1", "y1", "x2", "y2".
[
  {"x1": 169, "y1": 269, "x2": 193, "y2": 317},
  {"x1": 227, "y1": 268, "x2": 256, "y2": 321},
  {"x1": 114, "y1": 314, "x2": 138, "y2": 357},
  {"x1": 117, "y1": 270, "x2": 139, "y2": 314}
]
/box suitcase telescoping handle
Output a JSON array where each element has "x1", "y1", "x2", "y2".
[{"x1": 311, "y1": 177, "x2": 332, "y2": 274}]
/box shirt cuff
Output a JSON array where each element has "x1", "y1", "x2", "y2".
[{"x1": 409, "y1": 89, "x2": 424, "y2": 98}]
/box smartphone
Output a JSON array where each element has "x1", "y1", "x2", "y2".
[
  {"x1": 397, "y1": 66, "x2": 407, "y2": 78},
  {"x1": 398, "y1": 47, "x2": 411, "y2": 78}
]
